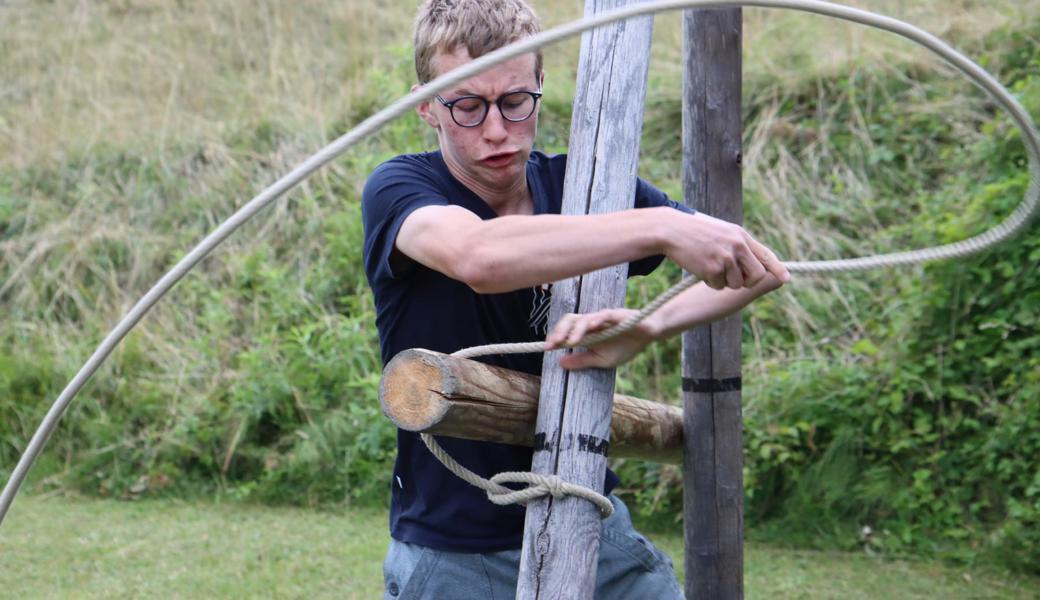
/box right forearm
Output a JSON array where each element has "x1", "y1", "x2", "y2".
[
  {"x1": 455, "y1": 207, "x2": 672, "y2": 293},
  {"x1": 399, "y1": 202, "x2": 788, "y2": 294}
]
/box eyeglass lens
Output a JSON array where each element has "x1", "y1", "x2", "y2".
[{"x1": 451, "y1": 92, "x2": 538, "y2": 127}]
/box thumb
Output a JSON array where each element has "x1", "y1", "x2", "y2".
[{"x1": 750, "y1": 238, "x2": 790, "y2": 283}]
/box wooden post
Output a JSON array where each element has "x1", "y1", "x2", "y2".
[
  {"x1": 380, "y1": 349, "x2": 684, "y2": 463},
  {"x1": 682, "y1": 8, "x2": 745, "y2": 600},
  {"x1": 516, "y1": 1, "x2": 653, "y2": 598}
]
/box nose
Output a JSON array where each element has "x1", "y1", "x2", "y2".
[{"x1": 481, "y1": 104, "x2": 509, "y2": 142}]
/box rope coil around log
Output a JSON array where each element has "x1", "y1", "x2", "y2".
[{"x1": 2, "y1": 0, "x2": 1039, "y2": 526}]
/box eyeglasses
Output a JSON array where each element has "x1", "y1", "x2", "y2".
[{"x1": 435, "y1": 90, "x2": 543, "y2": 128}]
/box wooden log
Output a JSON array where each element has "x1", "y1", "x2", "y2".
[
  {"x1": 517, "y1": 1, "x2": 655, "y2": 598},
  {"x1": 682, "y1": 8, "x2": 745, "y2": 600},
  {"x1": 380, "y1": 348, "x2": 683, "y2": 464}
]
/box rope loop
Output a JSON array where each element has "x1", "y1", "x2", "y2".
[
  {"x1": 420, "y1": 433, "x2": 614, "y2": 518},
  {"x1": 489, "y1": 472, "x2": 615, "y2": 518}
]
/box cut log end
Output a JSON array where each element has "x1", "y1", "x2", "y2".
[{"x1": 379, "y1": 348, "x2": 452, "y2": 432}]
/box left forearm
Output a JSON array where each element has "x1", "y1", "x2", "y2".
[
  {"x1": 643, "y1": 275, "x2": 783, "y2": 340},
  {"x1": 547, "y1": 274, "x2": 782, "y2": 371}
]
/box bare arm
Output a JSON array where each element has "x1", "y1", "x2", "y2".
[
  {"x1": 642, "y1": 275, "x2": 784, "y2": 340},
  {"x1": 395, "y1": 204, "x2": 788, "y2": 293},
  {"x1": 546, "y1": 274, "x2": 784, "y2": 370}
]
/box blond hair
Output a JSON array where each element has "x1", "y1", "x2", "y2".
[{"x1": 413, "y1": 0, "x2": 543, "y2": 84}]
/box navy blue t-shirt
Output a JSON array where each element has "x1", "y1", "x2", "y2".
[{"x1": 362, "y1": 150, "x2": 690, "y2": 552}]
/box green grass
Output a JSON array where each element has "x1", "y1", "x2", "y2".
[
  {"x1": 2, "y1": 495, "x2": 1037, "y2": 599},
  {"x1": 0, "y1": 495, "x2": 388, "y2": 599}
]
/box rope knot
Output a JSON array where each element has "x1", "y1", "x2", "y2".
[
  {"x1": 543, "y1": 475, "x2": 566, "y2": 498},
  {"x1": 421, "y1": 433, "x2": 614, "y2": 518},
  {"x1": 488, "y1": 471, "x2": 614, "y2": 518}
]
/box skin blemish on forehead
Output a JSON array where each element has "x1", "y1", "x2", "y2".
[{"x1": 433, "y1": 46, "x2": 539, "y2": 95}]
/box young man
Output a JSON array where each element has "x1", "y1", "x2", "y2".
[{"x1": 362, "y1": 1, "x2": 789, "y2": 597}]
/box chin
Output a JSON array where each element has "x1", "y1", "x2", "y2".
[{"x1": 483, "y1": 163, "x2": 522, "y2": 182}]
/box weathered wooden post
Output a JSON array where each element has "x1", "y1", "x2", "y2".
[
  {"x1": 516, "y1": 0, "x2": 654, "y2": 597},
  {"x1": 682, "y1": 7, "x2": 745, "y2": 600}
]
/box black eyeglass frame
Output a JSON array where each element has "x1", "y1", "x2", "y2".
[{"x1": 434, "y1": 90, "x2": 543, "y2": 128}]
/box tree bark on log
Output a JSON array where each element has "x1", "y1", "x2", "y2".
[{"x1": 380, "y1": 348, "x2": 683, "y2": 464}]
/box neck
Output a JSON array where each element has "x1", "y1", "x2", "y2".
[
  {"x1": 442, "y1": 156, "x2": 532, "y2": 217},
  {"x1": 476, "y1": 177, "x2": 532, "y2": 216}
]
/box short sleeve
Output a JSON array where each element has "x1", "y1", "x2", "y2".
[{"x1": 362, "y1": 156, "x2": 450, "y2": 284}]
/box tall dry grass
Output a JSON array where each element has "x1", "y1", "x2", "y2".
[
  {"x1": 0, "y1": 0, "x2": 418, "y2": 169},
  {"x1": 1, "y1": 0, "x2": 1034, "y2": 361},
  {"x1": 4, "y1": 0, "x2": 1036, "y2": 166}
]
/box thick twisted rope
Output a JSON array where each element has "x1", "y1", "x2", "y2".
[
  {"x1": 2, "y1": 0, "x2": 1039, "y2": 527},
  {"x1": 421, "y1": 436, "x2": 615, "y2": 516},
  {"x1": 421, "y1": 0, "x2": 1040, "y2": 517}
]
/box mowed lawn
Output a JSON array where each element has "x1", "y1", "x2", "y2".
[{"x1": 1, "y1": 495, "x2": 1037, "y2": 599}]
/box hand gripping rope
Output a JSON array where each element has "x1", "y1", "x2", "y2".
[{"x1": 2, "y1": 0, "x2": 1039, "y2": 526}]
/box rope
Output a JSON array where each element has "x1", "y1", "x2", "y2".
[
  {"x1": 2, "y1": 0, "x2": 1039, "y2": 527},
  {"x1": 421, "y1": 434, "x2": 615, "y2": 516},
  {"x1": 409, "y1": 0, "x2": 1040, "y2": 518},
  {"x1": 425, "y1": 279, "x2": 709, "y2": 517}
]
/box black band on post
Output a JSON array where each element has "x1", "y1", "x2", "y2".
[{"x1": 682, "y1": 377, "x2": 742, "y2": 393}]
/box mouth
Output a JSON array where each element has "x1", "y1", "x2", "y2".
[{"x1": 481, "y1": 151, "x2": 519, "y2": 168}]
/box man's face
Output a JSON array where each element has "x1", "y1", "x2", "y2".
[{"x1": 417, "y1": 45, "x2": 541, "y2": 196}]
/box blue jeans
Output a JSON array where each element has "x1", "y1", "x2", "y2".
[{"x1": 383, "y1": 495, "x2": 682, "y2": 599}]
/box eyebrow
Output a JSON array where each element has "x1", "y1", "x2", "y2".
[{"x1": 448, "y1": 85, "x2": 534, "y2": 98}]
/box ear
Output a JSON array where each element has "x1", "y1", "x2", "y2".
[{"x1": 413, "y1": 84, "x2": 440, "y2": 129}]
